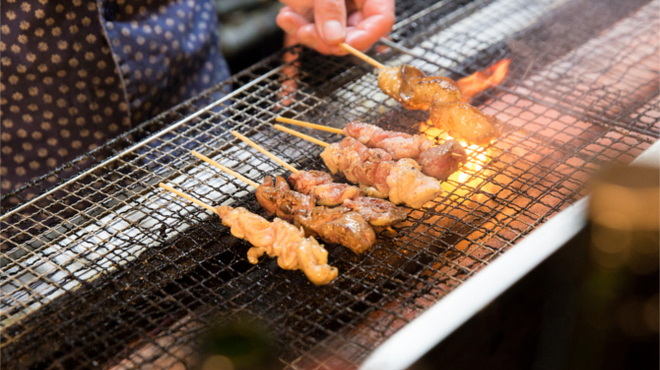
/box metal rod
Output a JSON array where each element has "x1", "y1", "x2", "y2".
[{"x1": 0, "y1": 66, "x2": 284, "y2": 221}]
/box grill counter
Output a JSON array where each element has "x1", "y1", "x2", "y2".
[{"x1": 1, "y1": 0, "x2": 658, "y2": 368}]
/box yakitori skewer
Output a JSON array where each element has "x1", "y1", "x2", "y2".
[
  {"x1": 230, "y1": 131, "x2": 408, "y2": 227},
  {"x1": 273, "y1": 125, "x2": 443, "y2": 209},
  {"x1": 191, "y1": 150, "x2": 376, "y2": 254},
  {"x1": 158, "y1": 182, "x2": 338, "y2": 285},
  {"x1": 337, "y1": 43, "x2": 500, "y2": 145},
  {"x1": 275, "y1": 117, "x2": 468, "y2": 180}
]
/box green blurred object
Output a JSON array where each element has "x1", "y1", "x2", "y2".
[
  {"x1": 198, "y1": 317, "x2": 280, "y2": 370},
  {"x1": 570, "y1": 164, "x2": 659, "y2": 370}
]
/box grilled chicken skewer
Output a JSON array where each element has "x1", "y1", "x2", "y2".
[
  {"x1": 158, "y1": 183, "x2": 337, "y2": 285},
  {"x1": 274, "y1": 125, "x2": 443, "y2": 209},
  {"x1": 192, "y1": 151, "x2": 376, "y2": 254},
  {"x1": 276, "y1": 117, "x2": 468, "y2": 181},
  {"x1": 230, "y1": 131, "x2": 408, "y2": 227},
  {"x1": 338, "y1": 44, "x2": 500, "y2": 146}
]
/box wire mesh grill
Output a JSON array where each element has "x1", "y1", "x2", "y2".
[{"x1": 1, "y1": 0, "x2": 658, "y2": 369}]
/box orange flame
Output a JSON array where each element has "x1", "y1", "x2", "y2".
[{"x1": 457, "y1": 59, "x2": 511, "y2": 103}]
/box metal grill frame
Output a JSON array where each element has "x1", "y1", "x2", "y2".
[{"x1": 1, "y1": 0, "x2": 658, "y2": 369}]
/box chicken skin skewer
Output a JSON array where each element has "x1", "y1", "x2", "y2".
[
  {"x1": 158, "y1": 183, "x2": 338, "y2": 286},
  {"x1": 335, "y1": 45, "x2": 500, "y2": 146}
]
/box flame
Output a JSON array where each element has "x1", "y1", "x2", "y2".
[
  {"x1": 456, "y1": 59, "x2": 510, "y2": 103},
  {"x1": 419, "y1": 121, "x2": 493, "y2": 194}
]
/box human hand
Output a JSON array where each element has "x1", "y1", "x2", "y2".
[{"x1": 276, "y1": 0, "x2": 395, "y2": 55}]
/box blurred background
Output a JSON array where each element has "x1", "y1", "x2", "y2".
[{"x1": 216, "y1": 0, "x2": 284, "y2": 74}]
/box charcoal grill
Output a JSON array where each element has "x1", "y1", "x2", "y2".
[{"x1": 1, "y1": 0, "x2": 658, "y2": 369}]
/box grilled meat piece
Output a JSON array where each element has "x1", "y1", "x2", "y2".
[
  {"x1": 257, "y1": 175, "x2": 377, "y2": 253},
  {"x1": 289, "y1": 168, "x2": 407, "y2": 227},
  {"x1": 320, "y1": 137, "x2": 392, "y2": 198},
  {"x1": 320, "y1": 137, "x2": 443, "y2": 208},
  {"x1": 343, "y1": 121, "x2": 434, "y2": 160},
  {"x1": 342, "y1": 196, "x2": 407, "y2": 227},
  {"x1": 255, "y1": 175, "x2": 315, "y2": 223},
  {"x1": 377, "y1": 66, "x2": 500, "y2": 147},
  {"x1": 386, "y1": 159, "x2": 443, "y2": 209},
  {"x1": 288, "y1": 170, "x2": 363, "y2": 206},
  {"x1": 418, "y1": 139, "x2": 468, "y2": 180},
  {"x1": 215, "y1": 205, "x2": 338, "y2": 285},
  {"x1": 343, "y1": 121, "x2": 468, "y2": 180},
  {"x1": 378, "y1": 65, "x2": 461, "y2": 110},
  {"x1": 429, "y1": 102, "x2": 500, "y2": 145},
  {"x1": 294, "y1": 206, "x2": 376, "y2": 254}
]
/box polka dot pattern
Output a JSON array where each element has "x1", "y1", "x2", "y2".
[
  {"x1": 103, "y1": 0, "x2": 229, "y2": 122},
  {"x1": 1, "y1": 0, "x2": 230, "y2": 195}
]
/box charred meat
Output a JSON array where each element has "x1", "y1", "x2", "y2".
[
  {"x1": 294, "y1": 206, "x2": 376, "y2": 254},
  {"x1": 256, "y1": 175, "x2": 377, "y2": 253},
  {"x1": 342, "y1": 196, "x2": 407, "y2": 227},
  {"x1": 378, "y1": 65, "x2": 461, "y2": 110},
  {"x1": 255, "y1": 175, "x2": 315, "y2": 223}
]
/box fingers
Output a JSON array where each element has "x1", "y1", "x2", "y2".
[
  {"x1": 278, "y1": 0, "x2": 394, "y2": 55},
  {"x1": 344, "y1": 0, "x2": 394, "y2": 51},
  {"x1": 277, "y1": 6, "x2": 312, "y2": 36},
  {"x1": 279, "y1": 0, "x2": 314, "y2": 16},
  {"x1": 297, "y1": 23, "x2": 348, "y2": 55},
  {"x1": 313, "y1": 0, "x2": 347, "y2": 45}
]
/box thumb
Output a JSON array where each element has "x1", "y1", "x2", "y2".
[{"x1": 314, "y1": 0, "x2": 347, "y2": 45}]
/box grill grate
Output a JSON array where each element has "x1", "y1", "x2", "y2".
[{"x1": 1, "y1": 0, "x2": 658, "y2": 369}]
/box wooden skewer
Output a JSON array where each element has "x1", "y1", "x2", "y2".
[
  {"x1": 191, "y1": 150, "x2": 260, "y2": 189},
  {"x1": 231, "y1": 131, "x2": 300, "y2": 174},
  {"x1": 339, "y1": 43, "x2": 386, "y2": 70},
  {"x1": 275, "y1": 117, "x2": 344, "y2": 135},
  {"x1": 278, "y1": 117, "x2": 467, "y2": 159},
  {"x1": 159, "y1": 183, "x2": 220, "y2": 216},
  {"x1": 273, "y1": 124, "x2": 329, "y2": 148}
]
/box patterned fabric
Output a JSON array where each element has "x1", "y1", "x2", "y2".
[{"x1": 0, "y1": 0, "x2": 230, "y2": 196}]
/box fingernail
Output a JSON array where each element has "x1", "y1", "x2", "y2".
[{"x1": 323, "y1": 20, "x2": 344, "y2": 42}]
